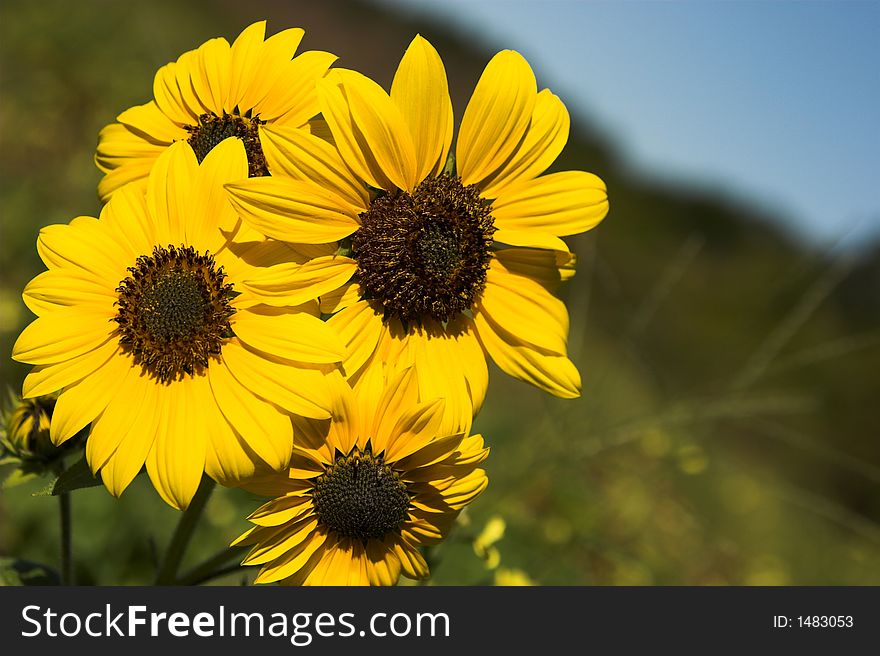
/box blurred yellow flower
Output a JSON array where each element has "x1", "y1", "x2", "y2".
[
  {"x1": 234, "y1": 368, "x2": 489, "y2": 586},
  {"x1": 226, "y1": 35, "x2": 608, "y2": 432},
  {"x1": 494, "y1": 568, "x2": 536, "y2": 586},
  {"x1": 13, "y1": 139, "x2": 345, "y2": 509},
  {"x1": 95, "y1": 20, "x2": 336, "y2": 201},
  {"x1": 473, "y1": 515, "x2": 506, "y2": 569}
]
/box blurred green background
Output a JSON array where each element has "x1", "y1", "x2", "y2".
[{"x1": 1, "y1": 0, "x2": 878, "y2": 585}]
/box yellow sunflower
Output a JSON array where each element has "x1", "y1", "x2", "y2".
[
  {"x1": 225, "y1": 35, "x2": 608, "y2": 432},
  {"x1": 95, "y1": 20, "x2": 336, "y2": 201},
  {"x1": 12, "y1": 138, "x2": 346, "y2": 509},
  {"x1": 234, "y1": 367, "x2": 488, "y2": 585}
]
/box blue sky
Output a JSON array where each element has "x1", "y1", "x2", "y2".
[{"x1": 379, "y1": 0, "x2": 880, "y2": 248}]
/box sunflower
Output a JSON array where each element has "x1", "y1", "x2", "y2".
[
  {"x1": 234, "y1": 367, "x2": 488, "y2": 585},
  {"x1": 225, "y1": 35, "x2": 608, "y2": 432},
  {"x1": 95, "y1": 20, "x2": 336, "y2": 201},
  {"x1": 12, "y1": 138, "x2": 346, "y2": 509}
]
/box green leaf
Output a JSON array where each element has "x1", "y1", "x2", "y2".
[
  {"x1": 0, "y1": 558, "x2": 61, "y2": 586},
  {"x1": 33, "y1": 457, "x2": 101, "y2": 497}
]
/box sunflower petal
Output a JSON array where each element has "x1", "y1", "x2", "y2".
[
  {"x1": 492, "y1": 171, "x2": 608, "y2": 236},
  {"x1": 146, "y1": 377, "x2": 208, "y2": 509},
  {"x1": 319, "y1": 70, "x2": 418, "y2": 192},
  {"x1": 226, "y1": 177, "x2": 360, "y2": 243},
  {"x1": 260, "y1": 124, "x2": 368, "y2": 209},
  {"x1": 478, "y1": 89, "x2": 569, "y2": 198},
  {"x1": 242, "y1": 255, "x2": 357, "y2": 307},
  {"x1": 391, "y1": 35, "x2": 453, "y2": 182},
  {"x1": 207, "y1": 358, "x2": 293, "y2": 471},
  {"x1": 457, "y1": 50, "x2": 536, "y2": 186},
  {"x1": 326, "y1": 301, "x2": 384, "y2": 379},
  {"x1": 477, "y1": 262, "x2": 569, "y2": 353},
  {"x1": 233, "y1": 308, "x2": 346, "y2": 364},
  {"x1": 473, "y1": 310, "x2": 581, "y2": 398}
]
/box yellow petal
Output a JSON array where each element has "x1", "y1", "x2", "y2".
[
  {"x1": 492, "y1": 171, "x2": 608, "y2": 236},
  {"x1": 152, "y1": 60, "x2": 197, "y2": 126},
  {"x1": 260, "y1": 124, "x2": 369, "y2": 209},
  {"x1": 225, "y1": 177, "x2": 361, "y2": 243},
  {"x1": 364, "y1": 539, "x2": 402, "y2": 586},
  {"x1": 244, "y1": 515, "x2": 320, "y2": 566},
  {"x1": 492, "y1": 228, "x2": 570, "y2": 252},
  {"x1": 390, "y1": 35, "x2": 453, "y2": 181},
  {"x1": 100, "y1": 184, "x2": 157, "y2": 258},
  {"x1": 13, "y1": 310, "x2": 114, "y2": 366},
  {"x1": 473, "y1": 310, "x2": 581, "y2": 398},
  {"x1": 233, "y1": 307, "x2": 347, "y2": 364},
  {"x1": 395, "y1": 432, "x2": 465, "y2": 472},
  {"x1": 204, "y1": 396, "x2": 259, "y2": 486},
  {"x1": 445, "y1": 314, "x2": 489, "y2": 417},
  {"x1": 228, "y1": 21, "x2": 269, "y2": 110},
  {"x1": 146, "y1": 377, "x2": 208, "y2": 509},
  {"x1": 188, "y1": 137, "x2": 249, "y2": 251},
  {"x1": 235, "y1": 25, "x2": 303, "y2": 111},
  {"x1": 37, "y1": 219, "x2": 130, "y2": 283},
  {"x1": 478, "y1": 262, "x2": 569, "y2": 353},
  {"x1": 192, "y1": 37, "x2": 232, "y2": 114},
  {"x1": 319, "y1": 281, "x2": 362, "y2": 315},
  {"x1": 116, "y1": 100, "x2": 182, "y2": 143},
  {"x1": 96, "y1": 376, "x2": 162, "y2": 496},
  {"x1": 22, "y1": 340, "x2": 119, "y2": 398},
  {"x1": 326, "y1": 301, "x2": 384, "y2": 379},
  {"x1": 393, "y1": 538, "x2": 430, "y2": 579},
  {"x1": 97, "y1": 161, "x2": 154, "y2": 203},
  {"x1": 242, "y1": 256, "x2": 357, "y2": 307},
  {"x1": 220, "y1": 339, "x2": 333, "y2": 419},
  {"x1": 493, "y1": 246, "x2": 577, "y2": 288},
  {"x1": 478, "y1": 89, "x2": 570, "y2": 198},
  {"x1": 435, "y1": 469, "x2": 489, "y2": 509},
  {"x1": 257, "y1": 532, "x2": 328, "y2": 585},
  {"x1": 247, "y1": 495, "x2": 312, "y2": 527},
  {"x1": 49, "y1": 349, "x2": 127, "y2": 446},
  {"x1": 383, "y1": 398, "x2": 446, "y2": 463},
  {"x1": 319, "y1": 70, "x2": 418, "y2": 191},
  {"x1": 83, "y1": 362, "x2": 144, "y2": 472},
  {"x1": 368, "y1": 366, "x2": 421, "y2": 445},
  {"x1": 23, "y1": 269, "x2": 116, "y2": 314},
  {"x1": 207, "y1": 357, "x2": 293, "y2": 471},
  {"x1": 257, "y1": 50, "x2": 338, "y2": 123},
  {"x1": 146, "y1": 141, "x2": 198, "y2": 246},
  {"x1": 457, "y1": 50, "x2": 536, "y2": 186}
]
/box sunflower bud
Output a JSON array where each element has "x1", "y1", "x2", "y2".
[{"x1": 2, "y1": 393, "x2": 62, "y2": 462}]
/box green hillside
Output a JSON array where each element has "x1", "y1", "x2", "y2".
[{"x1": 1, "y1": 0, "x2": 878, "y2": 585}]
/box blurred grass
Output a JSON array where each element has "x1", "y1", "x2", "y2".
[{"x1": 1, "y1": 0, "x2": 879, "y2": 585}]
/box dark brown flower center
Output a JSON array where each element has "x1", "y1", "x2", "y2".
[
  {"x1": 185, "y1": 112, "x2": 268, "y2": 177},
  {"x1": 312, "y1": 447, "x2": 411, "y2": 542},
  {"x1": 352, "y1": 173, "x2": 495, "y2": 325},
  {"x1": 114, "y1": 245, "x2": 235, "y2": 383}
]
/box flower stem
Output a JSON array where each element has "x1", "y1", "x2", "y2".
[
  {"x1": 175, "y1": 546, "x2": 246, "y2": 586},
  {"x1": 59, "y1": 492, "x2": 72, "y2": 585},
  {"x1": 154, "y1": 476, "x2": 215, "y2": 585}
]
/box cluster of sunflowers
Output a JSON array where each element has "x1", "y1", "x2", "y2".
[{"x1": 9, "y1": 21, "x2": 607, "y2": 585}]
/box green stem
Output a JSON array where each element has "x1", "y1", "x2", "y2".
[
  {"x1": 59, "y1": 492, "x2": 72, "y2": 585},
  {"x1": 175, "y1": 546, "x2": 246, "y2": 586},
  {"x1": 154, "y1": 476, "x2": 215, "y2": 585}
]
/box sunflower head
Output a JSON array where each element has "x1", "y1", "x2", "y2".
[
  {"x1": 225, "y1": 34, "x2": 608, "y2": 419},
  {"x1": 114, "y1": 244, "x2": 236, "y2": 383},
  {"x1": 235, "y1": 368, "x2": 489, "y2": 586},
  {"x1": 353, "y1": 173, "x2": 496, "y2": 326},
  {"x1": 95, "y1": 20, "x2": 338, "y2": 201}
]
